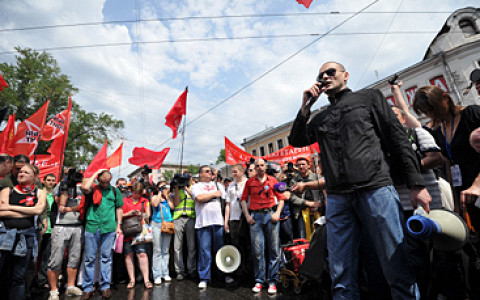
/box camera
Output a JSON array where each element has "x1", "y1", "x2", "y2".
[
  {"x1": 141, "y1": 165, "x2": 152, "y2": 174},
  {"x1": 284, "y1": 162, "x2": 297, "y2": 185},
  {"x1": 60, "y1": 168, "x2": 83, "y2": 190},
  {"x1": 266, "y1": 161, "x2": 281, "y2": 177},
  {"x1": 170, "y1": 173, "x2": 191, "y2": 188},
  {"x1": 388, "y1": 73, "x2": 399, "y2": 85}
]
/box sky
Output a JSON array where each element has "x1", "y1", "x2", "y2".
[{"x1": 0, "y1": 0, "x2": 479, "y2": 178}]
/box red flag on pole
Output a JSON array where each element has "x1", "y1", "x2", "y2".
[
  {"x1": 165, "y1": 87, "x2": 187, "y2": 139},
  {"x1": 297, "y1": 0, "x2": 313, "y2": 8},
  {"x1": 0, "y1": 72, "x2": 8, "y2": 91},
  {"x1": 84, "y1": 140, "x2": 108, "y2": 178},
  {"x1": 128, "y1": 147, "x2": 170, "y2": 169},
  {"x1": 11, "y1": 101, "x2": 50, "y2": 157},
  {"x1": 41, "y1": 108, "x2": 69, "y2": 141},
  {"x1": 106, "y1": 142, "x2": 123, "y2": 169},
  {"x1": 0, "y1": 114, "x2": 15, "y2": 154}
]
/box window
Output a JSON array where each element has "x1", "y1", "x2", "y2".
[
  {"x1": 268, "y1": 143, "x2": 274, "y2": 154},
  {"x1": 252, "y1": 149, "x2": 257, "y2": 156},
  {"x1": 277, "y1": 139, "x2": 284, "y2": 150},
  {"x1": 459, "y1": 19, "x2": 478, "y2": 38},
  {"x1": 260, "y1": 146, "x2": 265, "y2": 156}
]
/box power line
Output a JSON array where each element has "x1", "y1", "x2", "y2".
[
  {"x1": 0, "y1": 30, "x2": 447, "y2": 56},
  {"x1": 119, "y1": 0, "x2": 381, "y2": 177},
  {"x1": 0, "y1": 11, "x2": 453, "y2": 33}
]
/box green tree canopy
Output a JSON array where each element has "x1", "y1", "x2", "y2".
[
  {"x1": 216, "y1": 148, "x2": 225, "y2": 164},
  {"x1": 0, "y1": 47, "x2": 124, "y2": 168}
]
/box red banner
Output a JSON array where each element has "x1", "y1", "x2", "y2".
[
  {"x1": 84, "y1": 140, "x2": 108, "y2": 178},
  {"x1": 225, "y1": 136, "x2": 318, "y2": 166},
  {"x1": 34, "y1": 154, "x2": 61, "y2": 180},
  {"x1": 0, "y1": 72, "x2": 8, "y2": 91},
  {"x1": 11, "y1": 101, "x2": 50, "y2": 157},
  {"x1": 405, "y1": 86, "x2": 418, "y2": 107},
  {"x1": 429, "y1": 75, "x2": 449, "y2": 92},
  {"x1": 106, "y1": 142, "x2": 123, "y2": 169},
  {"x1": 165, "y1": 87, "x2": 187, "y2": 139}
]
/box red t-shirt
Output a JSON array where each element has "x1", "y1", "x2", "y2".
[
  {"x1": 122, "y1": 196, "x2": 149, "y2": 241},
  {"x1": 241, "y1": 175, "x2": 285, "y2": 211}
]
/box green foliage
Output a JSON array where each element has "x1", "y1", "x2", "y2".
[
  {"x1": 0, "y1": 47, "x2": 124, "y2": 168},
  {"x1": 186, "y1": 164, "x2": 199, "y2": 175},
  {"x1": 216, "y1": 148, "x2": 225, "y2": 164},
  {"x1": 163, "y1": 170, "x2": 174, "y2": 182}
]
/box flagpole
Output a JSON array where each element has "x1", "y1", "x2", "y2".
[
  {"x1": 58, "y1": 96, "x2": 72, "y2": 178},
  {"x1": 33, "y1": 134, "x2": 41, "y2": 164},
  {"x1": 179, "y1": 86, "x2": 188, "y2": 173}
]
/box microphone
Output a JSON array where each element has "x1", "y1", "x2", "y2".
[{"x1": 305, "y1": 79, "x2": 327, "y2": 108}]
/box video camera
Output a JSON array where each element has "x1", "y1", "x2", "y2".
[
  {"x1": 170, "y1": 173, "x2": 191, "y2": 189},
  {"x1": 284, "y1": 162, "x2": 297, "y2": 185},
  {"x1": 60, "y1": 168, "x2": 83, "y2": 190},
  {"x1": 266, "y1": 161, "x2": 281, "y2": 177}
]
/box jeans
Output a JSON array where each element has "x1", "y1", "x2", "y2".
[
  {"x1": 0, "y1": 233, "x2": 34, "y2": 300},
  {"x1": 250, "y1": 211, "x2": 280, "y2": 285},
  {"x1": 82, "y1": 229, "x2": 115, "y2": 292},
  {"x1": 35, "y1": 233, "x2": 51, "y2": 286},
  {"x1": 291, "y1": 214, "x2": 306, "y2": 240},
  {"x1": 152, "y1": 221, "x2": 172, "y2": 279},
  {"x1": 196, "y1": 225, "x2": 224, "y2": 281},
  {"x1": 326, "y1": 185, "x2": 418, "y2": 300},
  {"x1": 173, "y1": 217, "x2": 196, "y2": 276}
]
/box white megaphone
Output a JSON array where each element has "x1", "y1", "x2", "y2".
[
  {"x1": 406, "y1": 207, "x2": 469, "y2": 252},
  {"x1": 215, "y1": 245, "x2": 241, "y2": 273}
]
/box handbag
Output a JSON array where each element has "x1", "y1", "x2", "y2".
[
  {"x1": 121, "y1": 202, "x2": 144, "y2": 237},
  {"x1": 159, "y1": 201, "x2": 175, "y2": 234}
]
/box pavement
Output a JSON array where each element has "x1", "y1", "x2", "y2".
[{"x1": 30, "y1": 276, "x2": 330, "y2": 300}]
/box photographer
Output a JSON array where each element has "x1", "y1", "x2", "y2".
[
  {"x1": 288, "y1": 157, "x2": 323, "y2": 240},
  {"x1": 116, "y1": 178, "x2": 130, "y2": 199},
  {"x1": 47, "y1": 169, "x2": 84, "y2": 299},
  {"x1": 171, "y1": 173, "x2": 196, "y2": 280}
]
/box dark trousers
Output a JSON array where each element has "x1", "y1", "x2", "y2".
[{"x1": 34, "y1": 233, "x2": 51, "y2": 287}]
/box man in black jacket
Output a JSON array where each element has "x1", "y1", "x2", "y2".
[{"x1": 289, "y1": 61, "x2": 431, "y2": 300}]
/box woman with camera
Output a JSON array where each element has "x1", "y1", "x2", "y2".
[
  {"x1": 0, "y1": 164, "x2": 46, "y2": 300},
  {"x1": 122, "y1": 182, "x2": 152, "y2": 289},
  {"x1": 151, "y1": 181, "x2": 174, "y2": 285}
]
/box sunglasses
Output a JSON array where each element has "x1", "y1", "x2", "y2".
[
  {"x1": 203, "y1": 170, "x2": 212, "y2": 173},
  {"x1": 317, "y1": 68, "x2": 337, "y2": 82},
  {"x1": 248, "y1": 169, "x2": 255, "y2": 172}
]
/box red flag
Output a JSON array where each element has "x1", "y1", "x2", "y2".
[
  {"x1": 165, "y1": 87, "x2": 187, "y2": 139},
  {"x1": 225, "y1": 137, "x2": 256, "y2": 165},
  {"x1": 0, "y1": 72, "x2": 8, "y2": 91},
  {"x1": 106, "y1": 142, "x2": 123, "y2": 169},
  {"x1": 128, "y1": 147, "x2": 170, "y2": 169},
  {"x1": 11, "y1": 101, "x2": 50, "y2": 157},
  {"x1": 41, "y1": 108, "x2": 69, "y2": 141},
  {"x1": 297, "y1": 0, "x2": 313, "y2": 8},
  {"x1": 0, "y1": 114, "x2": 15, "y2": 153},
  {"x1": 84, "y1": 140, "x2": 108, "y2": 178}
]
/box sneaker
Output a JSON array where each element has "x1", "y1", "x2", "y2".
[
  {"x1": 268, "y1": 284, "x2": 277, "y2": 295},
  {"x1": 176, "y1": 274, "x2": 184, "y2": 280},
  {"x1": 225, "y1": 276, "x2": 234, "y2": 284},
  {"x1": 48, "y1": 290, "x2": 59, "y2": 300},
  {"x1": 198, "y1": 281, "x2": 207, "y2": 289},
  {"x1": 163, "y1": 275, "x2": 172, "y2": 282},
  {"x1": 65, "y1": 286, "x2": 83, "y2": 296},
  {"x1": 154, "y1": 278, "x2": 162, "y2": 285},
  {"x1": 252, "y1": 283, "x2": 262, "y2": 293}
]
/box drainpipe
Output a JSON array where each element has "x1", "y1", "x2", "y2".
[{"x1": 440, "y1": 51, "x2": 463, "y2": 105}]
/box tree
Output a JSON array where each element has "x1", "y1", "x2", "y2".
[
  {"x1": 163, "y1": 170, "x2": 174, "y2": 182},
  {"x1": 0, "y1": 47, "x2": 124, "y2": 168},
  {"x1": 186, "y1": 164, "x2": 200, "y2": 175},
  {"x1": 216, "y1": 148, "x2": 225, "y2": 164}
]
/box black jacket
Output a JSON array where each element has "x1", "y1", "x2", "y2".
[{"x1": 289, "y1": 88, "x2": 425, "y2": 194}]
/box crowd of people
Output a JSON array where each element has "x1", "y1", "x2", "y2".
[{"x1": 0, "y1": 60, "x2": 479, "y2": 300}]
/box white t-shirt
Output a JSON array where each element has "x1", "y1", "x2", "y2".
[
  {"x1": 191, "y1": 181, "x2": 225, "y2": 229},
  {"x1": 226, "y1": 179, "x2": 247, "y2": 221}
]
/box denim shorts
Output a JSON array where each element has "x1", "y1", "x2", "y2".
[{"x1": 123, "y1": 240, "x2": 148, "y2": 254}]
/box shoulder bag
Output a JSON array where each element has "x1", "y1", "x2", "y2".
[
  {"x1": 122, "y1": 202, "x2": 144, "y2": 237},
  {"x1": 160, "y1": 201, "x2": 175, "y2": 234}
]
